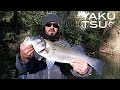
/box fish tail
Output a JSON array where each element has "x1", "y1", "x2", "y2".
[{"x1": 92, "y1": 58, "x2": 105, "y2": 75}]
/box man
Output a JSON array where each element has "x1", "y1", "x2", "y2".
[{"x1": 16, "y1": 13, "x2": 92, "y2": 79}]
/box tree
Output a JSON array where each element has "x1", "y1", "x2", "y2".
[{"x1": 99, "y1": 11, "x2": 120, "y2": 54}]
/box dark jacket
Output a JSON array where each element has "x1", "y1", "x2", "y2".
[{"x1": 16, "y1": 38, "x2": 92, "y2": 79}]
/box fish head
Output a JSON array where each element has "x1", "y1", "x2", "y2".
[
  {"x1": 23, "y1": 36, "x2": 33, "y2": 45},
  {"x1": 30, "y1": 36, "x2": 46, "y2": 53}
]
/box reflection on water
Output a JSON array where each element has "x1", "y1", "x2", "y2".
[{"x1": 97, "y1": 53, "x2": 120, "y2": 79}]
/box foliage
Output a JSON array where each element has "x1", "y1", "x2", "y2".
[{"x1": 61, "y1": 11, "x2": 82, "y2": 45}]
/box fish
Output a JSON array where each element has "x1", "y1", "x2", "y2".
[{"x1": 23, "y1": 36, "x2": 105, "y2": 75}]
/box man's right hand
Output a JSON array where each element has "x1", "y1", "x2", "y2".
[{"x1": 20, "y1": 43, "x2": 34, "y2": 64}]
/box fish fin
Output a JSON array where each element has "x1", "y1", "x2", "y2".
[
  {"x1": 46, "y1": 59, "x2": 55, "y2": 69},
  {"x1": 71, "y1": 45, "x2": 85, "y2": 54},
  {"x1": 92, "y1": 58, "x2": 105, "y2": 75}
]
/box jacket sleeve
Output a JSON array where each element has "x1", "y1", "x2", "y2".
[
  {"x1": 70, "y1": 65, "x2": 93, "y2": 78},
  {"x1": 16, "y1": 53, "x2": 29, "y2": 74},
  {"x1": 16, "y1": 52, "x2": 45, "y2": 75}
]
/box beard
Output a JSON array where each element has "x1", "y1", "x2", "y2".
[{"x1": 40, "y1": 29, "x2": 60, "y2": 42}]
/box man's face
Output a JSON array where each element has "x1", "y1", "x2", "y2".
[{"x1": 44, "y1": 22, "x2": 59, "y2": 36}]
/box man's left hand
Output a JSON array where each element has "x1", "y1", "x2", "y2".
[{"x1": 70, "y1": 60, "x2": 89, "y2": 75}]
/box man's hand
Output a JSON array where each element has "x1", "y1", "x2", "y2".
[
  {"x1": 70, "y1": 60, "x2": 89, "y2": 75},
  {"x1": 20, "y1": 43, "x2": 34, "y2": 64}
]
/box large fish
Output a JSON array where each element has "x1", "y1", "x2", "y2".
[{"x1": 23, "y1": 36, "x2": 105, "y2": 75}]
